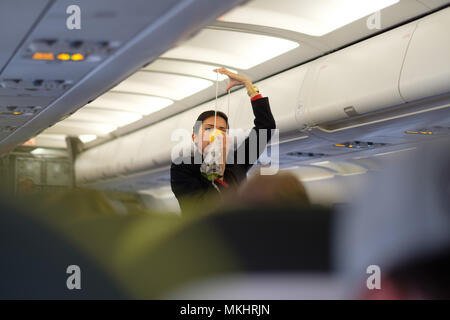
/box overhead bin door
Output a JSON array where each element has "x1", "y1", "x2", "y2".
[
  {"x1": 300, "y1": 22, "x2": 417, "y2": 127},
  {"x1": 399, "y1": 7, "x2": 450, "y2": 102}
]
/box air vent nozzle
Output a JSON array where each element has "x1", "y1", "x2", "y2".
[
  {"x1": 0, "y1": 78, "x2": 73, "y2": 93},
  {"x1": 0, "y1": 126, "x2": 17, "y2": 133},
  {"x1": 0, "y1": 105, "x2": 42, "y2": 116},
  {"x1": 286, "y1": 152, "x2": 327, "y2": 159},
  {"x1": 335, "y1": 141, "x2": 387, "y2": 149}
]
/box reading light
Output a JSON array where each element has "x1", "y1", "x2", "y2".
[
  {"x1": 56, "y1": 53, "x2": 71, "y2": 61},
  {"x1": 71, "y1": 53, "x2": 85, "y2": 61}
]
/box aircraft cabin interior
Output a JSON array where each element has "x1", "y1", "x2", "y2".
[{"x1": 0, "y1": 0, "x2": 449, "y2": 301}]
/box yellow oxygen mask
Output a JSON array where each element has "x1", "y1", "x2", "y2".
[
  {"x1": 209, "y1": 129, "x2": 223, "y2": 142},
  {"x1": 201, "y1": 128, "x2": 224, "y2": 181}
]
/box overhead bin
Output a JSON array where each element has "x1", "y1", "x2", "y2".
[
  {"x1": 399, "y1": 7, "x2": 450, "y2": 102},
  {"x1": 296, "y1": 7, "x2": 450, "y2": 130},
  {"x1": 296, "y1": 22, "x2": 417, "y2": 129}
]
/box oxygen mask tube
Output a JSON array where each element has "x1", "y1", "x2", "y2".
[{"x1": 200, "y1": 71, "x2": 231, "y2": 192}]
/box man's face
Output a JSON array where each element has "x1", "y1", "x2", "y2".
[{"x1": 193, "y1": 115, "x2": 228, "y2": 154}]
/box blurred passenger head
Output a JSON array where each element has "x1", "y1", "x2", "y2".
[
  {"x1": 235, "y1": 171, "x2": 310, "y2": 208},
  {"x1": 336, "y1": 138, "x2": 450, "y2": 299},
  {"x1": 32, "y1": 188, "x2": 133, "y2": 219},
  {"x1": 17, "y1": 178, "x2": 36, "y2": 195},
  {"x1": 192, "y1": 110, "x2": 229, "y2": 154}
]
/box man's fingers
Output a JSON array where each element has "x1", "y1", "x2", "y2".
[
  {"x1": 226, "y1": 79, "x2": 243, "y2": 91},
  {"x1": 214, "y1": 68, "x2": 248, "y2": 90},
  {"x1": 213, "y1": 67, "x2": 234, "y2": 76},
  {"x1": 213, "y1": 67, "x2": 227, "y2": 74}
]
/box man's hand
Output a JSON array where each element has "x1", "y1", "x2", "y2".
[{"x1": 214, "y1": 67, "x2": 253, "y2": 92}]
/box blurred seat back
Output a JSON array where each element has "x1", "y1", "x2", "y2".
[{"x1": 0, "y1": 200, "x2": 126, "y2": 299}]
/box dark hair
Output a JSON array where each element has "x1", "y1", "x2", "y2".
[{"x1": 193, "y1": 110, "x2": 229, "y2": 134}]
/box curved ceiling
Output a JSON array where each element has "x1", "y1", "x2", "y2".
[
  {"x1": 217, "y1": 0, "x2": 401, "y2": 36},
  {"x1": 28, "y1": 0, "x2": 449, "y2": 148}
]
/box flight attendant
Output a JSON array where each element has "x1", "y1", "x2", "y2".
[{"x1": 170, "y1": 68, "x2": 276, "y2": 212}]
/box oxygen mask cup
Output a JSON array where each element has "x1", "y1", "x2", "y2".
[{"x1": 200, "y1": 129, "x2": 224, "y2": 181}]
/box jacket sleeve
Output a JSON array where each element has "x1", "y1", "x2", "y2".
[
  {"x1": 170, "y1": 162, "x2": 206, "y2": 212},
  {"x1": 233, "y1": 97, "x2": 276, "y2": 170}
]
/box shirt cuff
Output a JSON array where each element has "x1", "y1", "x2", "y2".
[{"x1": 250, "y1": 93, "x2": 263, "y2": 101}]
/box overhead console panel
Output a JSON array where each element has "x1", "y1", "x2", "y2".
[
  {"x1": 0, "y1": 78, "x2": 73, "y2": 96},
  {"x1": 0, "y1": 0, "x2": 51, "y2": 73}
]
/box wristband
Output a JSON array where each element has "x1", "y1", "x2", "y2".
[{"x1": 247, "y1": 86, "x2": 260, "y2": 97}]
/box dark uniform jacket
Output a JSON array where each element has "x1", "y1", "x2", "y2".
[{"x1": 170, "y1": 97, "x2": 276, "y2": 212}]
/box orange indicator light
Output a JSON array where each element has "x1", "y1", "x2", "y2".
[{"x1": 32, "y1": 52, "x2": 54, "y2": 60}]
